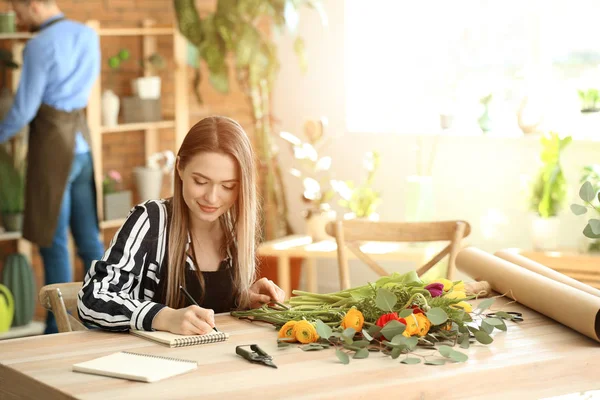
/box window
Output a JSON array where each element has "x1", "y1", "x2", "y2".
[{"x1": 344, "y1": 0, "x2": 600, "y2": 137}]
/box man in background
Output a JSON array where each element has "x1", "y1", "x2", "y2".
[{"x1": 0, "y1": 0, "x2": 104, "y2": 334}]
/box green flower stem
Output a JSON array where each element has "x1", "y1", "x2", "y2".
[{"x1": 400, "y1": 292, "x2": 430, "y2": 310}]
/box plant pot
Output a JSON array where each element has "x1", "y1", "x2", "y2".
[
  {"x1": 1, "y1": 212, "x2": 23, "y2": 232},
  {"x1": 404, "y1": 175, "x2": 434, "y2": 222},
  {"x1": 134, "y1": 167, "x2": 163, "y2": 201},
  {"x1": 132, "y1": 77, "x2": 161, "y2": 100},
  {"x1": 305, "y1": 209, "x2": 336, "y2": 241},
  {"x1": 101, "y1": 90, "x2": 120, "y2": 127},
  {"x1": 531, "y1": 216, "x2": 560, "y2": 251},
  {"x1": 103, "y1": 191, "x2": 132, "y2": 221},
  {"x1": 0, "y1": 12, "x2": 15, "y2": 33},
  {"x1": 257, "y1": 255, "x2": 304, "y2": 294},
  {"x1": 121, "y1": 97, "x2": 161, "y2": 123}
]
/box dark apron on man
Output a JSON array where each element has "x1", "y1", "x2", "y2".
[{"x1": 23, "y1": 104, "x2": 98, "y2": 247}]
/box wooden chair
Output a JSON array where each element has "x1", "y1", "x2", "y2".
[
  {"x1": 325, "y1": 220, "x2": 471, "y2": 290},
  {"x1": 39, "y1": 282, "x2": 87, "y2": 333}
]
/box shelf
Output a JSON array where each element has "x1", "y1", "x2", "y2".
[
  {"x1": 0, "y1": 321, "x2": 45, "y2": 340},
  {"x1": 101, "y1": 120, "x2": 175, "y2": 134},
  {"x1": 0, "y1": 32, "x2": 34, "y2": 40},
  {"x1": 99, "y1": 218, "x2": 126, "y2": 230},
  {"x1": 0, "y1": 231, "x2": 21, "y2": 242},
  {"x1": 99, "y1": 27, "x2": 174, "y2": 36}
]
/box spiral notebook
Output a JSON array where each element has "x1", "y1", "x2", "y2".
[
  {"x1": 72, "y1": 351, "x2": 197, "y2": 383},
  {"x1": 130, "y1": 329, "x2": 229, "y2": 347}
]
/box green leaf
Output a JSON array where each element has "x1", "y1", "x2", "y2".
[
  {"x1": 367, "y1": 325, "x2": 381, "y2": 338},
  {"x1": 480, "y1": 321, "x2": 494, "y2": 334},
  {"x1": 449, "y1": 350, "x2": 468, "y2": 363},
  {"x1": 391, "y1": 347, "x2": 403, "y2": 359},
  {"x1": 315, "y1": 319, "x2": 332, "y2": 339},
  {"x1": 301, "y1": 344, "x2": 326, "y2": 351},
  {"x1": 493, "y1": 311, "x2": 514, "y2": 320},
  {"x1": 474, "y1": 330, "x2": 494, "y2": 345},
  {"x1": 342, "y1": 327, "x2": 357, "y2": 339},
  {"x1": 336, "y1": 349, "x2": 350, "y2": 364},
  {"x1": 426, "y1": 307, "x2": 448, "y2": 325},
  {"x1": 590, "y1": 219, "x2": 600, "y2": 235},
  {"x1": 361, "y1": 329, "x2": 373, "y2": 341},
  {"x1": 571, "y1": 204, "x2": 588, "y2": 215},
  {"x1": 353, "y1": 348, "x2": 369, "y2": 359},
  {"x1": 495, "y1": 319, "x2": 508, "y2": 332},
  {"x1": 398, "y1": 309, "x2": 414, "y2": 318},
  {"x1": 278, "y1": 341, "x2": 291, "y2": 348},
  {"x1": 484, "y1": 317, "x2": 504, "y2": 326},
  {"x1": 401, "y1": 357, "x2": 421, "y2": 364},
  {"x1": 353, "y1": 340, "x2": 370, "y2": 348},
  {"x1": 425, "y1": 359, "x2": 446, "y2": 365},
  {"x1": 438, "y1": 345, "x2": 453, "y2": 357},
  {"x1": 476, "y1": 298, "x2": 495, "y2": 312},
  {"x1": 580, "y1": 181, "x2": 596, "y2": 202},
  {"x1": 584, "y1": 223, "x2": 600, "y2": 239},
  {"x1": 380, "y1": 320, "x2": 406, "y2": 340},
  {"x1": 208, "y1": 69, "x2": 229, "y2": 93},
  {"x1": 391, "y1": 334, "x2": 407, "y2": 345},
  {"x1": 405, "y1": 336, "x2": 419, "y2": 351},
  {"x1": 375, "y1": 288, "x2": 397, "y2": 312},
  {"x1": 459, "y1": 334, "x2": 470, "y2": 349}
]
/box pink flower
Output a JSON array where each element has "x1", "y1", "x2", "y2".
[
  {"x1": 108, "y1": 170, "x2": 122, "y2": 182},
  {"x1": 425, "y1": 282, "x2": 444, "y2": 298}
]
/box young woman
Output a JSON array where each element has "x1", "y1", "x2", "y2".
[{"x1": 78, "y1": 116, "x2": 285, "y2": 335}]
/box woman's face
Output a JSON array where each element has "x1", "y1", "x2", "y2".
[{"x1": 178, "y1": 152, "x2": 240, "y2": 225}]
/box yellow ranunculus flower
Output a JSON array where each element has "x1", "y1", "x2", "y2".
[
  {"x1": 444, "y1": 290, "x2": 466, "y2": 300},
  {"x1": 432, "y1": 278, "x2": 453, "y2": 291},
  {"x1": 341, "y1": 308, "x2": 365, "y2": 332},
  {"x1": 402, "y1": 314, "x2": 421, "y2": 337},
  {"x1": 278, "y1": 320, "x2": 298, "y2": 341},
  {"x1": 451, "y1": 301, "x2": 473, "y2": 313},
  {"x1": 293, "y1": 320, "x2": 320, "y2": 344},
  {"x1": 452, "y1": 281, "x2": 465, "y2": 292},
  {"x1": 414, "y1": 313, "x2": 431, "y2": 336}
]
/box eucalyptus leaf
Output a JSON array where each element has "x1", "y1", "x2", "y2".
[
  {"x1": 391, "y1": 334, "x2": 407, "y2": 345},
  {"x1": 361, "y1": 329, "x2": 373, "y2": 341},
  {"x1": 336, "y1": 349, "x2": 350, "y2": 365},
  {"x1": 571, "y1": 204, "x2": 588, "y2": 215},
  {"x1": 474, "y1": 330, "x2": 494, "y2": 345},
  {"x1": 353, "y1": 348, "x2": 370, "y2": 359},
  {"x1": 380, "y1": 320, "x2": 406, "y2": 340},
  {"x1": 302, "y1": 344, "x2": 326, "y2": 351},
  {"x1": 459, "y1": 334, "x2": 470, "y2": 349},
  {"x1": 375, "y1": 288, "x2": 397, "y2": 312},
  {"x1": 484, "y1": 317, "x2": 504, "y2": 327},
  {"x1": 493, "y1": 311, "x2": 513, "y2": 320},
  {"x1": 495, "y1": 319, "x2": 508, "y2": 332},
  {"x1": 476, "y1": 298, "x2": 495, "y2": 312},
  {"x1": 367, "y1": 324, "x2": 382, "y2": 338},
  {"x1": 425, "y1": 307, "x2": 448, "y2": 325},
  {"x1": 449, "y1": 350, "x2": 468, "y2": 363},
  {"x1": 353, "y1": 340, "x2": 370, "y2": 348},
  {"x1": 437, "y1": 345, "x2": 453, "y2": 357},
  {"x1": 401, "y1": 357, "x2": 421, "y2": 365},
  {"x1": 315, "y1": 319, "x2": 332, "y2": 339},
  {"x1": 398, "y1": 309, "x2": 414, "y2": 318},
  {"x1": 590, "y1": 219, "x2": 600, "y2": 235},
  {"x1": 391, "y1": 347, "x2": 403, "y2": 359},
  {"x1": 405, "y1": 336, "x2": 419, "y2": 351},
  {"x1": 583, "y1": 223, "x2": 600, "y2": 239},
  {"x1": 425, "y1": 359, "x2": 446, "y2": 366},
  {"x1": 278, "y1": 341, "x2": 291, "y2": 348},
  {"x1": 480, "y1": 321, "x2": 494, "y2": 334},
  {"x1": 580, "y1": 181, "x2": 596, "y2": 202},
  {"x1": 342, "y1": 327, "x2": 357, "y2": 339}
]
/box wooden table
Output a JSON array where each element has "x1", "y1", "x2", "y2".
[
  {"x1": 258, "y1": 234, "x2": 445, "y2": 296},
  {"x1": 1, "y1": 299, "x2": 599, "y2": 400}
]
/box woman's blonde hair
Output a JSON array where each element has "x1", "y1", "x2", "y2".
[{"x1": 165, "y1": 116, "x2": 259, "y2": 310}]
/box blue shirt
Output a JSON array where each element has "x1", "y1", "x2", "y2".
[{"x1": 0, "y1": 14, "x2": 100, "y2": 154}]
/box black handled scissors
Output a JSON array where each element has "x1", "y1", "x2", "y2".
[
  {"x1": 486, "y1": 311, "x2": 524, "y2": 322},
  {"x1": 236, "y1": 344, "x2": 278, "y2": 369}
]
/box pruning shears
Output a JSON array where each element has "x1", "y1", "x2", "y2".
[{"x1": 236, "y1": 344, "x2": 278, "y2": 369}]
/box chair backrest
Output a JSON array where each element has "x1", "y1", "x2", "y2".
[
  {"x1": 325, "y1": 220, "x2": 471, "y2": 290},
  {"x1": 39, "y1": 282, "x2": 87, "y2": 333}
]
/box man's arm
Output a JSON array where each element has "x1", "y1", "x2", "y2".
[{"x1": 0, "y1": 41, "x2": 48, "y2": 144}]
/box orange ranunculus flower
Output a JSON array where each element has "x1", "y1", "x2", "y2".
[
  {"x1": 278, "y1": 321, "x2": 298, "y2": 341},
  {"x1": 402, "y1": 314, "x2": 420, "y2": 337},
  {"x1": 293, "y1": 320, "x2": 320, "y2": 344},
  {"x1": 414, "y1": 313, "x2": 431, "y2": 336},
  {"x1": 341, "y1": 308, "x2": 365, "y2": 332},
  {"x1": 451, "y1": 301, "x2": 473, "y2": 313}
]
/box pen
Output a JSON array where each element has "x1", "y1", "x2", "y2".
[{"x1": 179, "y1": 285, "x2": 219, "y2": 332}]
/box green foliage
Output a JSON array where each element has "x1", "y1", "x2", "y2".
[
  {"x1": 0, "y1": 146, "x2": 25, "y2": 214},
  {"x1": 2, "y1": 253, "x2": 35, "y2": 327},
  {"x1": 571, "y1": 165, "x2": 600, "y2": 242},
  {"x1": 578, "y1": 88, "x2": 600, "y2": 112},
  {"x1": 528, "y1": 132, "x2": 572, "y2": 218},
  {"x1": 334, "y1": 151, "x2": 382, "y2": 218}
]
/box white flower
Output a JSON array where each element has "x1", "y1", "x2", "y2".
[
  {"x1": 315, "y1": 156, "x2": 332, "y2": 171},
  {"x1": 331, "y1": 179, "x2": 352, "y2": 200},
  {"x1": 303, "y1": 177, "x2": 321, "y2": 200}
]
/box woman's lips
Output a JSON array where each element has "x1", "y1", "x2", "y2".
[{"x1": 198, "y1": 203, "x2": 219, "y2": 213}]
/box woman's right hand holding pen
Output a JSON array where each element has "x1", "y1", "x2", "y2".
[{"x1": 152, "y1": 306, "x2": 215, "y2": 335}]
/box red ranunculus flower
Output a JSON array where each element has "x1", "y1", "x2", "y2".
[
  {"x1": 376, "y1": 312, "x2": 399, "y2": 328},
  {"x1": 410, "y1": 305, "x2": 424, "y2": 314}
]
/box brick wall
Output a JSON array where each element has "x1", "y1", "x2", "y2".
[{"x1": 0, "y1": 0, "x2": 255, "y2": 323}]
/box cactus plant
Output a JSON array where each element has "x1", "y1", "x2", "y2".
[
  {"x1": 0, "y1": 283, "x2": 14, "y2": 332},
  {"x1": 2, "y1": 253, "x2": 35, "y2": 327}
]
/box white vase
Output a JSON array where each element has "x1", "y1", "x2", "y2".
[
  {"x1": 134, "y1": 167, "x2": 163, "y2": 201},
  {"x1": 305, "y1": 210, "x2": 336, "y2": 241},
  {"x1": 531, "y1": 216, "x2": 560, "y2": 251},
  {"x1": 132, "y1": 77, "x2": 161, "y2": 99},
  {"x1": 101, "y1": 90, "x2": 120, "y2": 127},
  {"x1": 404, "y1": 175, "x2": 434, "y2": 222}
]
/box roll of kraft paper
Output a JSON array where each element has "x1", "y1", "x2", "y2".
[
  {"x1": 455, "y1": 247, "x2": 600, "y2": 343},
  {"x1": 494, "y1": 250, "x2": 600, "y2": 299}
]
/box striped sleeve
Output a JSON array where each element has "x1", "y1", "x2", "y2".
[{"x1": 77, "y1": 201, "x2": 167, "y2": 331}]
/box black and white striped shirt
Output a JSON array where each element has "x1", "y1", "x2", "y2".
[{"x1": 77, "y1": 199, "x2": 231, "y2": 332}]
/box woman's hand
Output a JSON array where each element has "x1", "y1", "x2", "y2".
[
  {"x1": 152, "y1": 305, "x2": 215, "y2": 335},
  {"x1": 248, "y1": 277, "x2": 286, "y2": 309}
]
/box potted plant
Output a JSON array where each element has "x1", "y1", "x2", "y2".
[
  {"x1": 103, "y1": 49, "x2": 131, "y2": 127},
  {"x1": 280, "y1": 118, "x2": 337, "y2": 241},
  {"x1": 570, "y1": 164, "x2": 600, "y2": 253},
  {"x1": 332, "y1": 151, "x2": 382, "y2": 221},
  {"x1": 0, "y1": 145, "x2": 25, "y2": 232},
  {"x1": 578, "y1": 89, "x2": 600, "y2": 113},
  {"x1": 132, "y1": 53, "x2": 166, "y2": 100},
  {"x1": 102, "y1": 170, "x2": 132, "y2": 221},
  {"x1": 528, "y1": 131, "x2": 572, "y2": 250}
]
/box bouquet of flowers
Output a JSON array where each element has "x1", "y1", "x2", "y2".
[{"x1": 232, "y1": 272, "x2": 520, "y2": 365}]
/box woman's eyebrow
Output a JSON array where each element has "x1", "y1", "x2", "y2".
[{"x1": 192, "y1": 172, "x2": 239, "y2": 183}]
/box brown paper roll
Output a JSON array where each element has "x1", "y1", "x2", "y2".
[
  {"x1": 456, "y1": 247, "x2": 600, "y2": 343},
  {"x1": 495, "y1": 250, "x2": 600, "y2": 299}
]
